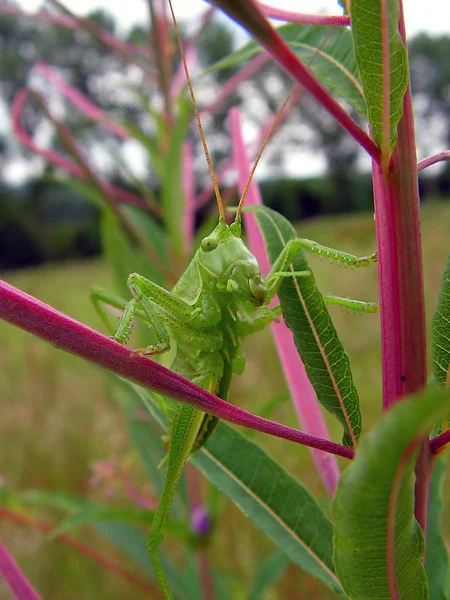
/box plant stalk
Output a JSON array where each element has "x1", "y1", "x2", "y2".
[{"x1": 372, "y1": 0, "x2": 428, "y2": 529}]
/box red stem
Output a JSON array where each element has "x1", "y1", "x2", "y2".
[
  {"x1": 210, "y1": 0, "x2": 380, "y2": 162},
  {"x1": 0, "y1": 279, "x2": 353, "y2": 460},
  {"x1": 430, "y1": 430, "x2": 450, "y2": 455},
  {"x1": 371, "y1": 90, "x2": 426, "y2": 409},
  {"x1": 417, "y1": 150, "x2": 450, "y2": 171},
  {"x1": 257, "y1": 2, "x2": 350, "y2": 26},
  {"x1": 373, "y1": 0, "x2": 428, "y2": 530}
]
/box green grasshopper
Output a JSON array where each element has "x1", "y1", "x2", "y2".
[{"x1": 91, "y1": 3, "x2": 378, "y2": 597}]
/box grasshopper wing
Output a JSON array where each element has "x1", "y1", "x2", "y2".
[{"x1": 172, "y1": 254, "x2": 202, "y2": 305}]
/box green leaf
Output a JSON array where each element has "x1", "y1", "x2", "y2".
[
  {"x1": 208, "y1": 22, "x2": 367, "y2": 117},
  {"x1": 101, "y1": 211, "x2": 164, "y2": 298},
  {"x1": 117, "y1": 379, "x2": 344, "y2": 596},
  {"x1": 95, "y1": 521, "x2": 198, "y2": 600},
  {"x1": 350, "y1": 0, "x2": 408, "y2": 153},
  {"x1": 196, "y1": 426, "x2": 342, "y2": 594},
  {"x1": 333, "y1": 387, "x2": 450, "y2": 600},
  {"x1": 119, "y1": 380, "x2": 189, "y2": 516},
  {"x1": 120, "y1": 203, "x2": 169, "y2": 271},
  {"x1": 426, "y1": 455, "x2": 450, "y2": 600},
  {"x1": 51, "y1": 177, "x2": 111, "y2": 212},
  {"x1": 247, "y1": 549, "x2": 290, "y2": 600},
  {"x1": 8, "y1": 489, "x2": 189, "y2": 541},
  {"x1": 251, "y1": 205, "x2": 362, "y2": 447},
  {"x1": 161, "y1": 93, "x2": 192, "y2": 259},
  {"x1": 432, "y1": 253, "x2": 450, "y2": 388}
]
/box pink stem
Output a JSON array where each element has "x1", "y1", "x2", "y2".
[
  {"x1": 170, "y1": 46, "x2": 197, "y2": 99},
  {"x1": 372, "y1": 8, "x2": 426, "y2": 410},
  {"x1": 195, "y1": 86, "x2": 302, "y2": 211},
  {"x1": 211, "y1": 0, "x2": 380, "y2": 162},
  {"x1": 0, "y1": 279, "x2": 353, "y2": 460},
  {"x1": 11, "y1": 88, "x2": 150, "y2": 212},
  {"x1": 0, "y1": 4, "x2": 149, "y2": 56},
  {"x1": 257, "y1": 2, "x2": 351, "y2": 26},
  {"x1": 430, "y1": 431, "x2": 450, "y2": 455},
  {"x1": 230, "y1": 107, "x2": 340, "y2": 496},
  {"x1": 34, "y1": 63, "x2": 129, "y2": 138},
  {"x1": 200, "y1": 53, "x2": 270, "y2": 118},
  {"x1": 0, "y1": 538, "x2": 41, "y2": 600},
  {"x1": 418, "y1": 151, "x2": 450, "y2": 172}
]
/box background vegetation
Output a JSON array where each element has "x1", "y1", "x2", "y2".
[{"x1": 1, "y1": 2, "x2": 450, "y2": 598}]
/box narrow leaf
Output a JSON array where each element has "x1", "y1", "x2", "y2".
[
  {"x1": 350, "y1": 0, "x2": 408, "y2": 153},
  {"x1": 247, "y1": 549, "x2": 290, "y2": 600},
  {"x1": 121, "y1": 380, "x2": 344, "y2": 596},
  {"x1": 95, "y1": 521, "x2": 195, "y2": 600},
  {"x1": 231, "y1": 107, "x2": 339, "y2": 493},
  {"x1": 250, "y1": 205, "x2": 362, "y2": 447},
  {"x1": 426, "y1": 456, "x2": 449, "y2": 600},
  {"x1": 209, "y1": 23, "x2": 366, "y2": 117},
  {"x1": 101, "y1": 211, "x2": 164, "y2": 298},
  {"x1": 6, "y1": 489, "x2": 188, "y2": 541},
  {"x1": 161, "y1": 94, "x2": 192, "y2": 259},
  {"x1": 333, "y1": 388, "x2": 450, "y2": 600},
  {"x1": 119, "y1": 379, "x2": 189, "y2": 515},
  {"x1": 432, "y1": 253, "x2": 450, "y2": 388}
]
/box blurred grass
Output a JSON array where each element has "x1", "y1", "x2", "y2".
[{"x1": 0, "y1": 200, "x2": 449, "y2": 599}]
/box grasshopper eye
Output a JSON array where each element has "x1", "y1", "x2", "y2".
[
  {"x1": 249, "y1": 275, "x2": 267, "y2": 302},
  {"x1": 201, "y1": 237, "x2": 218, "y2": 252}
]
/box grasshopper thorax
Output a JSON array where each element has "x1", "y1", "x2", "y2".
[{"x1": 198, "y1": 219, "x2": 267, "y2": 306}]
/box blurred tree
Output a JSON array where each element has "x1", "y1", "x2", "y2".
[{"x1": 409, "y1": 33, "x2": 450, "y2": 149}]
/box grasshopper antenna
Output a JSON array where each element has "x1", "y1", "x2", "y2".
[
  {"x1": 235, "y1": 88, "x2": 294, "y2": 222},
  {"x1": 234, "y1": 22, "x2": 335, "y2": 223},
  {"x1": 167, "y1": 0, "x2": 226, "y2": 221}
]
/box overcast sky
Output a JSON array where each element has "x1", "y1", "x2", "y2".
[{"x1": 17, "y1": 0, "x2": 450, "y2": 38}]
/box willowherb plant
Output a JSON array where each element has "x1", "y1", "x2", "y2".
[{"x1": 0, "y1": 1, "x2": 450, "y2": 599}]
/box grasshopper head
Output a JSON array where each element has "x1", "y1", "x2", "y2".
[{"x1": 198, "y1": 220, "x2": 267, "y2": 306}]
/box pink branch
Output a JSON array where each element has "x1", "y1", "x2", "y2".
[
  {"x1": 230, "y1": 107, "x2": 340, "y2": 495},
  {"x1": 0, "y1": 279, "x2": 353, "y2": 460},
  {"x1": 257, "y1": 2, "x2": 350, "y2": 26},
  {"x1": 211, "y1": 0, "x2": 380, "y2": 162},
  {"x1": 170, "y1": 46, "x2": 197, "y2": 99},
  {"x1": 0, "y1": 538, "x2": 41, "y2": 600},
  {"x1": 0, "y1": 4, "x2": 149, "y2": 57},
  {"x1": 11, "y1": 88, "x2": 149, "y2": 212},
  {"x1": 430, "y1": 430, "x2": 450, "y2": 455},
  {"x1": 195, "y1": 85, "x2": 302, "y2": 211},
  {"x1": 418, "y1": 151, "x2": 450, "y2": 172},
  {"x1": 200, "y1": 53, "x2": 270, "y2": 118},
  {"x1": 34, "y1": 63, "x2": 129, "y2": 139}
]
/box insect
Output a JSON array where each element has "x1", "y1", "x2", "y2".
[{"x1": 91, "y1": 2, "x2": 378, "y2": 597}]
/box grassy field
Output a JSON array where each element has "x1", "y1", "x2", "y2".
[{"x1": 0, "y1": 201, "x2": 449, "y2": 599}]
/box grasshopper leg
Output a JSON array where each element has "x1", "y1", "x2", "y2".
[{"x1": 264, "y1": 238, "x2": 378, "y2": 304}]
